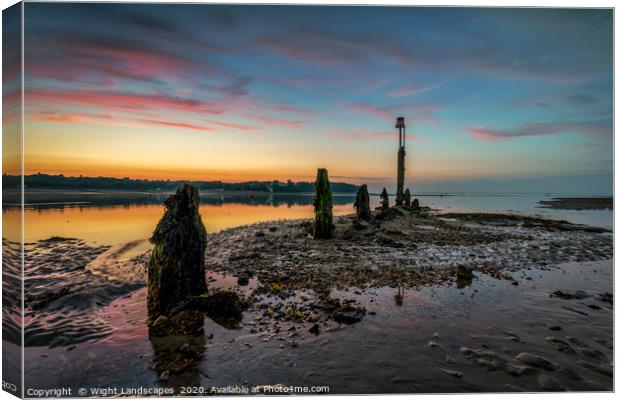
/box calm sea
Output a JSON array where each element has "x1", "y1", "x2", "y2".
[{"x1": 2, "y1": 191, "x2": 612, "y2": 245}]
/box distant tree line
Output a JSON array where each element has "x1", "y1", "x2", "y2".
[{"x1": 2, "y1": 173, "x2": 358, "y2": 193}]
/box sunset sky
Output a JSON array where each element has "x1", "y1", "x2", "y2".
[{"x1": 8, "y1": 4, "x2": 614, "y2": 193}]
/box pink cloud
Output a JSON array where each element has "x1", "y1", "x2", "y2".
[
  {"x1": 31, "y1": 111, "x2": 146, "y2": 128},
  {"x1": 389, "y1": 83, "x2": 440, "y2": 98},
  {"x1": 467, "y1": 120, "x2": 612, "y2": 141},
  {"x1": 139, "y1": 119, "x2": 215, "y2": 132},
  {"x1": 26, "y1": 88, "x2": 226, "y2": 115},
  {"x1": 202, "y1": 118, "x2": 259, "y2": 131},
  {"x1": 467, "y1": 128, "x2": 503, "y2": 141},
  {"x1": 246, "y1": 115, "x2": 303, "y2": 128}
]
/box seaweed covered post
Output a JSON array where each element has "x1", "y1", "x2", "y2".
[
  {"x1": 354, "y1": 184, "x2": 371, "y2": 221},
  {"x1": 313, "y1": 168, "x2": 333, "y2": 239},
  {"x1": 380, "y1": 188, "x2": 389, "y2": 211},
  {"x1": 404, "y1": 189, "x2": 411, "y2": 207},
  {"x1": 148, "y1": 184, "x2": 207, "y2": 318}
]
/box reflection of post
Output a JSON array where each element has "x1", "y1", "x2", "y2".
[
  {"x1": 395, "y1": 117, "x2": 406, "y2": 206},
  {"x1": 394, "y1": 286, "x2": 404, "y2": 306},
  {"x1": 148, "y1": 310, "x2": 206, "y2": 389}
]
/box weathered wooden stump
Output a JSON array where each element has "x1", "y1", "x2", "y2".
[
  {"x1": 413, "y1": 198, "x2": 420, "y2": 210},
  {"x1": 148, "y1": 184, "x2": 207, "y2": 318},
  {"x1": 380, "y1": 188, "x2": 389, "y2": 211},
  {"x1": 354, "y1": 184, "x2": 371, "y2": 221},
  {"x1": 313, "y1": 168, "x2": 333, "y2": 239},
  {"x1": 404, "y1": 189, "x2": 411, "y2": 207}
]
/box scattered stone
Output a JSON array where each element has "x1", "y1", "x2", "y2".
[
  {"x1": 191, "y1": 290, "x2": 248, "y2": 321},
  {"x1": 439, "y1": 368, "x2": 463, "y2": 378},
  {"x1": 309, "y1": 324, "x2": 320, "y2": 335},
  {"x1": 545, "y1": 336, "x2": 576, "y2": 355},
  {"x1": 332, "y1": 307, "x2": 366, "y2": 324},
  {"x1": 537, "y1": 374, "x2": 566, "y2": 391},
  {"x1": 515, "y1": 352, "x2": 554, "y2": 370},
  {"x1": 313, "y1": 298, "x2": 366, "y2": 324},
  {"x1": 597, "y1": 292, "x2": 613, "y2": 305},
  {"x1": 268, "y1": 226, "x2": 278, "y2": 232},
  {"x1": 550, "y1": 290, "x2": 590, "y2": 300},
  {"x1": 237, "y1": 274, "x2": 250, "y2": 286},
  {"x1": 255, "y1": 231, "x2": 265, "y2": 237}
]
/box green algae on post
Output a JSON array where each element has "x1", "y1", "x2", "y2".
[{"x1": 147, "y1": 184, "x2": 208, "y2": 319}]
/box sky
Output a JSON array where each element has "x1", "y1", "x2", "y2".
[{"x1": 6, "y1": 4, "x2": 614, "y2": 193}]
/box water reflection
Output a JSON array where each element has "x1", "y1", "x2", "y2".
[
  {"x1": 394, "y1": 287, "x2": 404, "y2": 306},
  {"x1": 3, "y1": 194, "x2": 356, "y2": 245},
  {"x1": 148, "y1": 310, "x2": 207, "y2": 389},
  {"x1": 456, "y1": 275, "x2": 473, "y2": 289},
  {"x1": 10, "y1": 191, "x2": 357, "y2": 210}
]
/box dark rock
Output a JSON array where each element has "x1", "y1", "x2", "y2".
[
  {"x1": 412, "y1": 198, "x2": 420, "y2": 209},
  {"x1": 237, "y1": 274, "x2": 250, "y2": 286},
  {"x1": 148, "y1": 184, "x2": 207, "y2": 318},
  {"x1": 332, "y1": 307, "x2": 365, "y2": 324},
  {"x1": 598, "y1": 292, "x2": 613, "y2": 305},
  {"x1": 440, "y1": 369, "x2": 463, "y2": 378},
  {"x1": 354, "y1": 184, "x2": 371, "y2": 221},
  {"x1": 550, "y1": 290, "x2": 590, "y2": 300},
  {"x1": 545, "y1": 336, "x2": 576, "y2": 355},
  {"x1": 190, "y1": 290, "x2": 248, "y2": 329},
  {"x1": 515, "y1": 352, "x2": 554, "y2": 370},
  {"x1": 268, "y1": 226, "x2": 277, "y2": 232},
  {"x1": 313, "y1": 168, "x2": 333, "y2": 239},
  {"x1": 255, "y1": 231, "x2": 265, "y2": 237},
  {"x1": 537, "y1": 374, "x2": 566, "y2": 391},
  {"x1": 309, "y1": 323, "x2": 320, "y2": 335},
  {"x1": 313, "y1": 298, "x2": 365, "y2": 324},
  {"x1": 456, "y1": 265, "x2": 474, "y2": 289}
]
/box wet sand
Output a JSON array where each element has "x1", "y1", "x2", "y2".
[{"x1": 18, "y1": 210, "x2": 614, "y2": 394}]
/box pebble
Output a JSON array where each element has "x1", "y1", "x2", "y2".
[
  {"x1": 516, "y1": 352, "x2": 554, "y2": 370},
  {"x1": 537, "y1": 374, "x2": 565, "y2": 391},
  {"x1": 439, "y1": 368, "x2": 463, "y2": 378}
]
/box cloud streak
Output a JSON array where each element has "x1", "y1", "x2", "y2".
[{"x1": 468, "y1": 119, "x2": 612, "y2": 141}]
